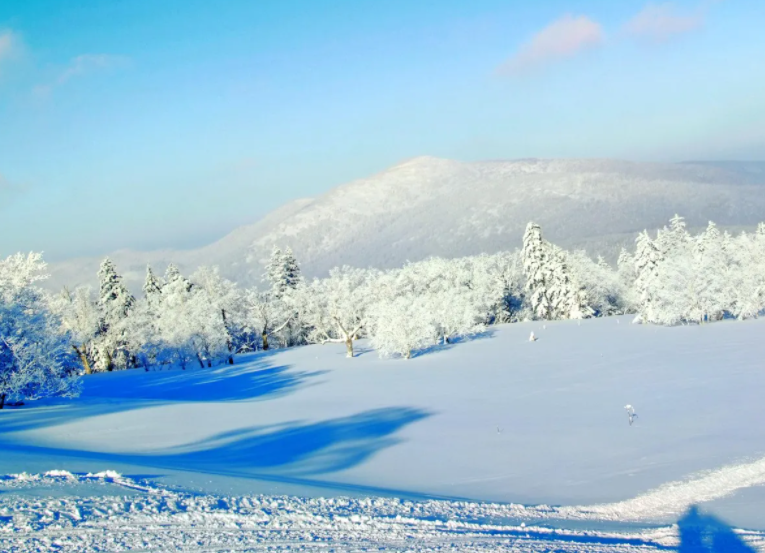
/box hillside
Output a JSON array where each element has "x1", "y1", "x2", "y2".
[
  {"x1": 2, "y1": 316, "x2": 765, "y2": 551},
  {"x1": 48, "y1": 158, "x2": 765, "y2": 291}
]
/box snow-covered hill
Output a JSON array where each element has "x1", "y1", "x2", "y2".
[
  {"x1": 3, "y1": 316, "x2": 765, "y2": 538},
  {"x1": 48, "y1": 158, "x2": 765, "y2": 291}
]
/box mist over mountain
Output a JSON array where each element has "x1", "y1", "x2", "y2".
[{"x1": 48, "y1": 157, "x2": 765, "y2": 292}]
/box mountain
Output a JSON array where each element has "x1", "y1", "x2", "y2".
[{"x1": 48, "y1": 157, "x2": 765, "y2": 292}]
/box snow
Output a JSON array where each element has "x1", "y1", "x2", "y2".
[
  {"x1": 46, "y1": 158, "x2": 765, "y2": 291},
  {"x1": 3, "y1": 316, "x2": 765, "y2": 549}
]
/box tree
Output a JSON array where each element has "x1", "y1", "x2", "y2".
[
  {"x1": 265, "y1": 246, "x2": 303, "y2": 299},
  {"x1": 633, "y1": 230, "x2": 662, "y2": 323},
  {"x1": 299, "y1": 267, "x2": 376, "y2": 357},
  {"x1": 369, "y1": 295, "x2": 435, "y2": 359},
  {"x1": 522, "y1": 222, "x2": 552, "y2": 320},
  {"x1": 94, "y1": 258, "x2": 135, "y2": 371},
  {"x1": 143, "y1": 265, "x2": 164, "y2": 308},
  {"x1": 243, "y1": 288, "x2": 293, "y2": 351},
  {"x1": 0, "y1": 253, "x2": 80, "y2": 408},
  {"x1": 263, "y1": 247, "x2": 305, "y2": 346},
  {"x1": 156, "y1": 265, "x2": 229, "y2": 368},
  {"x1": 191, "y1": 266, "x2": 241, "y2": 364},
  {"x1": 52, "y1": 286, "x2": 99, "y2": 375}
]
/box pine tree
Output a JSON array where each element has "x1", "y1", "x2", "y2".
[
  {"x1": 522, "y1": 222, "x2": 552, "y2": 320},
  {"x1": 633, "y1": 231, "x2": 661, "y2": 323},
  {"x1": 165, "y1": 263, "x2": 191, "y2": 292},
  {"x1": 265, "y1": 246, "x2": 303, "y2": 299},
  {"x1": 95, "y1": 258, "x2": 135, "y2": 371},
  {"x1": 282, "y1": 247, "x2": 303, "y2": 290},
  {"x1": 143, "y1": 265, "x2": 164, "y2": 308}
]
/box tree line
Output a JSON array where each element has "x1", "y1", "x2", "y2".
[{"x1": 2, "y1": 215, "x2": 765, "y2": 407}]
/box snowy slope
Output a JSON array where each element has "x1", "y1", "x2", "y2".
[
  {"x1": 4, "y1": 472, "x2": 764, "y2": 552},
  {"x1": 2, "y1": 316, "x2": 765, "y2": 540},
  {"x1": 47, "y1": 158, "x2": 765, "y2": 291}
]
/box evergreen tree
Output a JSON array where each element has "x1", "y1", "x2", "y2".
[
  {"x1": 143, "y1": 265, "x2": 164, "y2": 308},
  {"x1": 633, "y1": 230, "x2": 662, "y2": 323},
  {"x1": 522, "y1": 222, "x2": 552, "y2": 320},
  {"x1": 95, "y1": 258, "x2": 135, "y2": 371},
  {"x1": 265, "y1": 246, "x2": 303, "y2": 299},
  {"x1": 165, "y1": 263, "x2": 191, "y2": 292}
]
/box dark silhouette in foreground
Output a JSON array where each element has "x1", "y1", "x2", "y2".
[{"x1": 678, "y1": 505, "x2": 756, "y2": 553}]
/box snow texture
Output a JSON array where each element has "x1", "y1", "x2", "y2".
[{"x1": 4, "y1": 315, "x2": 765, "y2": 550}]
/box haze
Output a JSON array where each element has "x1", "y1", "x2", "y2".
[{"x1": 1, "y1": 0, "x2": 764, "y2": 259}]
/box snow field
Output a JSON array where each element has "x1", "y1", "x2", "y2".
[{"x1": 4, "y1": 471, "x2": 764, "y2": 552}]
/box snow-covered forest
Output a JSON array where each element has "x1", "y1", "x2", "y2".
[{"x1": 2, "y1": 215, "x2": 765, "y2": 407}]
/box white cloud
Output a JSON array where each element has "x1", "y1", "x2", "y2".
[
  {"x1": 499, "y1": 14, "x2": 604, "y2": 76},
  {"x1": 33, "y1": 54, "x2": 127, "y2": 97},
  {"x1": 0, "y1": 30, "x2": 19, "y2": 74},
  {"x1": 625, "y1": 3, "x2": 705, "y2": 42}
]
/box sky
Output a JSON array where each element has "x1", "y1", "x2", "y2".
[{"x1": 1, "y1": 0, "x2": 764, "y2": 260}]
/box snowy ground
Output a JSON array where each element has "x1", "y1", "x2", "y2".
[{"x1": 2, "y1": 316, "x2": 765, "y2": 551}]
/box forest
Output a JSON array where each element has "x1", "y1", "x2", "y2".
[{"x1": 2, "y1": 214, "x2": 765, "y2": 408}]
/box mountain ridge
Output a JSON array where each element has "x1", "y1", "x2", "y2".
[{"x1": 46, "y1": 157, "x2": 765, "y2": 292}]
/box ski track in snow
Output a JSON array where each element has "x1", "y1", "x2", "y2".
[{"x1": 2, "y1": 470, "x2": 764, "y2": 552}]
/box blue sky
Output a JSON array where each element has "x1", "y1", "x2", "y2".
[{"x1": 1, "y1": 0, "x2": 764, "y2": 259}]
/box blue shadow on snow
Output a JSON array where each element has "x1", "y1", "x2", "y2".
[
  {"x1": 678, "y1": 505, "x2": 756, "y2": 553},
  {"x1": 0, "y1": 352, "x2": 323, "y2": 434},
  {"x1": 2, "y1": 407, "x2": 430, "y2": 481}
]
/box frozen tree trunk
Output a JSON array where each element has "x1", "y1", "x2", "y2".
[
  {"x1": 0, "y1": 393, "x2": 5, "y2": 410},
  {"x1": 221, "y1": 309, "x2": 234, "y2": 364},
  {"x1": 345, "y1": 337, "x2": 354, "y2": 358},
  {"x1": 73, "y1": 345, "x2": 92, "y2": 375},
  {"x1": 196, "y1": 353, "x2": 206, "y2": 369},
  {"x1": 105, "y1": 351, "x2": 114, "y2": 372},
  {"x1": 262, "y1": 331, "x2": 269, "y2": 351}
]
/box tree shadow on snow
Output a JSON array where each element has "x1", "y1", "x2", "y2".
[
  {"x1": 0, "y1": 352, "x2": 323, "y2": 433},
  {"x1": 678, "y1": 505, "x2": 756, "y2": 553},
  {"x1": 0, "y1": 407, "x2": 432, "y2": 496},
  {"x1": 83, "y1": 361, "x2": 324, "y2": 403},
  {"x1": 415, "y1": 329, "x2": 496, "y2": 358},
  {"x1": 149, "y1": 406, "x2": 431, "y2": 475}
]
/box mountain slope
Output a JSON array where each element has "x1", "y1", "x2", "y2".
[{"x1": 49, "y1": 157, "x2": 765, "y2": 291}]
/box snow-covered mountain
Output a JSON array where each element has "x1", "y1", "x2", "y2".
[{"x1": 49, "y1": 157, "x2": 765, "y2": 291}]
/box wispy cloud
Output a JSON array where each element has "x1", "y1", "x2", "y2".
[
  {"x1": 33, "y1": 54, "x2": 128, "y2": 97},
  {"x1": 499, "y1": 14, "x2": 604, "y2": 76},
  {"x1": 625, "y1": 3, "x2": 705, "y2": 42},
  {"x1": 0, "y1": 30, "x2": 20, "y2": 74}
]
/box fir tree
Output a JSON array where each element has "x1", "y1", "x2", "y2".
[
  {"x1": 633, "y1": 231, "x2": 661, "y2": 323},
  {"x1": 522, "y1": 222, "x2": 552, "y2": 320},
  {"x1": 143, "y1": 265, "x2": 164, "y2": 307},
  {"x1": 265, "y1": 246, "x2": 303, "y2": 299},
  {"x1": 95, "y1": 258, "x2": 135, "y2": 371}
]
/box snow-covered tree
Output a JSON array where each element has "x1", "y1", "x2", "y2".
[
  {"x1": 633, "y1": 230, "x2": 662, "y2": 323},
  {"x1": 143, "y1": 265, "x2": 164, "y2": 308},
  {"x1": 265, "y1": 246, "x2": 303, "y2": 299},
  {"x1": 298, "y1": 266, "x2": 376, "y2": 357},
  {"x1": 191, "y1": 266, "x2": 242, "y2": 364},
  {"x1": 243, "y1": 288, "x2": 293, "y2": 351},
  {"x1": 522, "y1": 223, "x2": 592, "y2": 320},
  {"x1": 263, "y1": 247, "x2": 305, "y2": 346},
  {"x1": 157, "y1": 265, "x2": 229, "y2": 368},
  {"x1": 0, "y1": 253, "x2": 79, "y2": 408},
  {"x1": 522, "y1": 222, "x2": 552, "y2": 320},
  {"x1": 93, "y1": 258, "x2": 136, "y2": 371},
  {"x1": 567, "y1": 251, "x2": 626, "y2": 316},
  {"x1": 368, "y1": 294, "x2": 435, "y2": 359},
  {"x1": 52, "y1": 286, "x2": 99, "y2": 374}
]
